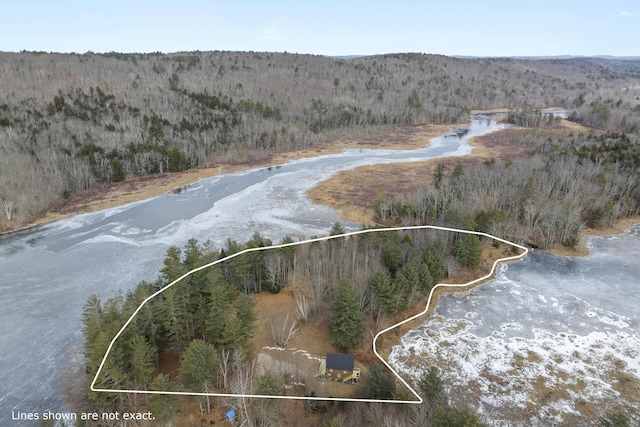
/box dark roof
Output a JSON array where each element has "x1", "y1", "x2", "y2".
[{"x1": 326, "y1": 353, "x2": 355, "y2": 371}]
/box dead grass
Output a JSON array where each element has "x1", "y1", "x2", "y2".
[
  {"x1": 252, "y1": 289, "x2": 367, "y2": 399},
  {"x1": 23, "y1": 123, "x2": 460, "y2": 229},
  {"x1": 375, "y1": 245, "x2": 520, "y2": 361},
  {"x1": 307, "y1": 125, "x2": 547, "y2": 225}
]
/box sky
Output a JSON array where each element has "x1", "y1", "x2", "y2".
[{"x1": 1, "y1": 0, "x2": 638, "y2": 57}]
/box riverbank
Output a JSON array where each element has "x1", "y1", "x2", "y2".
[
  {"x1": 21, "y1": 123, "x2": 461, "y2": 230},
  {"x1": 375, "y1": 243, "x2": 525, "y2": 364},
  {"x1": 547, "y1": 216, "x2": 640, "y2": 257},
  {"x1": 306, "y1": 119, "x2": 639, "y2": 258},
  {"x1": 307, "y1": 126, "x2": 538, "y2": 225}
]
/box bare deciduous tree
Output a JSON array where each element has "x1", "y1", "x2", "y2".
[
  {"x1": 295, "y1": 292, "x2": 309, "y2": 322},
  {"x1": 270, "y1": 312, "x2": 299, "y2": 348}
]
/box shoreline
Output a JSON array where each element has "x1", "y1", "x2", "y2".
[
  {"x1": 12, "y1": 122, "x2": 461, "y2": 233},
  {"x1": 546, "y1": 216, "x2": 640, "y2": 257}
]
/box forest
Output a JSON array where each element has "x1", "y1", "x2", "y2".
[
  {"x1": 375, "y1": 125, "x2": 640, "y2": 250},
  {"x1": 78, "y1": 225, "x2": 508, "y2": 426},
  {"x1": 1, "y1": 51, "x2": 640, "y2": 230},
  {"x1": 4, "y1": 51, "x2": 640, "y2": 425}
]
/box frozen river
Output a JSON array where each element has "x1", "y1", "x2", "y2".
[
  {"x1": 4, "y1": 113, "x2": 636, "y2": 425},
  {"x1": 390, "y1": 226, "x2": 640, "y2": 424},
  {"x1": 0, "y1": 116, "x2": 504, "y2": 425}
]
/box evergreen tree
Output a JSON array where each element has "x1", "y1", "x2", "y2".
[
  {"x1": 393, "y1": 273, "x2": 411, "y2": 311},
  {"x1": 599, "y1": 411, "x2": 631, "y2": 427},
  {"x1": 182, "y1": 238, "x2": 203, "y2": 270},
  {"x1": 181, "y1": 339, "x2": 218, "y2": 413},
  {"x1": 369, "y1": 269, "x2": 397, "y2": 315},
  {"x1": 418, "y1": 366, "x2": 443, "y2": 405},
  {"x1": 452, "y1": 163, "x2": 465, "y2": 178},
  {"x1": 124, "y1": 281, "x2": 161, "y2": 347},
  {"x1": 399, "y1": 259, "x2": 421, "y2": 304},
  {"x1": 366, "y1": 363, "x2": 396, "y2": 399},
  {"x1": 453, "y1": 233, "x2": 483, "y2": 268},
  {"x1": 433, "y1": 163, "x2": 446, "y2": 188},
  {"x1": 160, "y1": 246, "x2": 184, "y2": 284},
  {"x1": 381, "y1": 241, "x2": 403, "y2": 276},
  {"x1": 149, "y1": 374, "x2": 179, "y2": 426},
  {"x1": 128, "y1": 334, "x2": 155, "y2": 387},
  {"x1": 255, "y1": 370, "x2": 284, "y2": 396},
  {"x1": 432, "y1": 405, "x2": 486, "y2": 427},
  {"x1": 158, "y1": 286, "x2": 190, "y2": 355},
  {"x1": 423, "y1": 239, "x2": 445, "y2": 282},
  {"x1": 279, "y1": 235, "x2": 297, "y2": 268},
  {"x1": 329, "y1": 222, "x2": 346, "y2": 236},
  {"x1": 235, "y1": 293, "x2": 257, "y2": 333},
  {"x1": 220, "y1": 293, "x2": 256, "y2": 354},
  {"x1": 81, "y1": 294, "x2": 103, "y2": 354},
  {"x1": 205, "y1": 281, "x2": 234, "y2": 344},
  {"x1": 221, "y1": 316, "x2": 247, "y2": 351},
  {"x1": 329, "y1": 279, "x2": 365, "y2": 352},
  {"x1": 417, "y1": 262, "x2": 434, "y2": 295}
]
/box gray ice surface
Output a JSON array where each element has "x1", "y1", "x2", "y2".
[{"x1": 0, "y1": 116, "x2": 505, "y2": 425}]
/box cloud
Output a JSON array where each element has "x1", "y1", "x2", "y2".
[
  {"x1": 619, "y1": 11, "x2": 631, "y2": 17},
  {"x1": 260, "y1": 28, "x2": 282, "y2": 41}
]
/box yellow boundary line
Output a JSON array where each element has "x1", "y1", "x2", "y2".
[{"x1": 91, "y1": 225, "x2": 528, "y2": 404}]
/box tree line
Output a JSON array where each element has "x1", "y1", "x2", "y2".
[
  {"x1": 376, "y1": 129, "x2": 640, "y2": 249},
  {"x1": 2, "y1": 51, "x2": 639, "y2": 230},
  {"x1": 77, "y1": 226, "x2": 633, "y2": 425},
  {"x1": 78, "y1": 225, "x2": 496, "y2": 425}
]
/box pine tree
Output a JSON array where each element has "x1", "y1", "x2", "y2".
[
  {"x1": 418, "y1": 366, "x2": 443, "y2": 405},
  {"x1": 393, "y1": 273, "x2": 411, "y2": 311},
  {"x1": 452, "y1": 163, "x2": 465, "y2": 178},
  {"x1": 423, "y1": 239, "x2": 445, "y2": 282},
  {"x1": 158, "y1": 286, "x2": 190, "y2": 355},
  {"x1": 219, "y1": 293, "x2": 256, "y2": 354},
  {"x1": 81, "y1": 294, "x2": 103, "y2": 353},
  {"x1": 255, "y1": 370, "x2": 284, "y2": 396},
  {"x1": 181, "y1": 339, "x2": 218, "y2": 413},
  {"x1": 417, "y1": 262, "x2": 434, "y2": 295},
  {"x1": 221, "y1": 316, "x2": 246, "y2": 351},
  {"x1": 453, "y1": 234, "x2": 482, "y2": 268},
  {"x1": 433, "y1": 163, "x2": 446, "y2": 188},
  {"x1": 329, "y1": 222, "x2": 345, "y2": 236},
  {"x1": 128, "y1": 334, "x2": 155, "y2": 387},
  {"x1": 599, "y1": 411, "x2": 631, "y2": 427},
  {"x1": 366, "y1": 363, "x2": 396, "y2": 399},
  {"x1": 149, "y1": 374, "x2": 179, "y2": 426},
  {"x1": 381, "y1": 241, "x2": 403, "y2": 276},
  {"x1": 369, "y1": 269, "x2": 396, "y2": 315},
  {"x1": 160, "y1": 246, "x2": 184, "y2": 284},
  {"x1": 235, "y1": 293, "x2": 256, "y2": 333},
  {"x1": 432, "y1": 405, "x2": 485, "y2": 427},
  {"x1": 329, "y1": 279, "x2": 364, "y2": 352},
  {"x1": 205, "y1": 281, "x2": 234, "y2": 344}
]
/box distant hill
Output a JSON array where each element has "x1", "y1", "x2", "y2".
[
  {"x1": 1, "y1": 51, "x2": 639, "y2": 230},
  {"x1": 454, "y1": 55, "x2": 640, "y2": 61}
]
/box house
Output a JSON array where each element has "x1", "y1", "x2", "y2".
[{"x1": 317, "y1": 353, "x2": 360, "y2": 383}]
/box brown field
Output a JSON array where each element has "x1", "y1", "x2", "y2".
[{"x1": 307, "y1": 125, "x2": 544, "y2": 226}]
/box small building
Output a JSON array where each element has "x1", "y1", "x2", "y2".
[{"x1": 317, "y1": 353, "x2": 360, "y2": 383}]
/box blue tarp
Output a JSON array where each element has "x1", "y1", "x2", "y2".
[{"x1": 225, "y1": 409, "x2": 235, "y2": 420}]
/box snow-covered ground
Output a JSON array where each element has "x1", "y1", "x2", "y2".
[{"x1": 390, "y1": 226, "x2": 640, "y2": 425}]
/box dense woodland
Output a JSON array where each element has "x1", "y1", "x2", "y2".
[
  {"x1": 79, "y1": 226, "x2": 498, "y2": 426},
  {"x1": 376, "y1": 127, "x2": 640, "y2": 249},
  {"x1": 1, "y1": 51, "x2": 640, "y2": 229}
]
